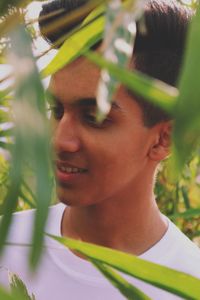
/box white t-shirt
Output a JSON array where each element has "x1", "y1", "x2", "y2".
[{"x1": 0, "y1": 203, "x2": 200, "y2": 300}]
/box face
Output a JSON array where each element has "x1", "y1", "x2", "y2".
[{"x1": 49, "y1": 56, "x2": 157, "y2": 207}]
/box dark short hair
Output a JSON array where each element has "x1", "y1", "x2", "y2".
[{"x1": 39, "y1": 0, "x2": 193, "y2": 127}]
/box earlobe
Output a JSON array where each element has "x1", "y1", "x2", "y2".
[{"x1": 148, "y1": 122, "x2": 172, "y2": 162}]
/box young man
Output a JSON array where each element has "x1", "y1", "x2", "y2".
[{"x1": 0, "y1": 0, "x2": 200, "y2": 299}]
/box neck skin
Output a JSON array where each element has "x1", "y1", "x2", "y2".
[{"x1": 61, "y1": 167, "x2": 168, "y2": 256}]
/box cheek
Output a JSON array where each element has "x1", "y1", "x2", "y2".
[
  {"x1": 85, "y1": 124, "x2": 150, "y2": 175},
  {"x1": 90, "y1": 138, "x2": 144, "y2": 183}
]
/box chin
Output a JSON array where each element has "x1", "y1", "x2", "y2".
[{"x1": 58, "y1": 194, "x2": 94, "y2": 207}]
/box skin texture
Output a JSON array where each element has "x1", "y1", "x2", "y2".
[{"x1": 50, "y1": 56, "x2": 170, "y2": 255}]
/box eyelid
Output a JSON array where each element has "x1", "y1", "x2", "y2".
[{"x1": 82, "y1": 109, "x2": 112, "y2": 128}]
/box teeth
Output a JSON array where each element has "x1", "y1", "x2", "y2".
[{"x1": 59, "y1": 166, "x2": 85, "y2": 174}]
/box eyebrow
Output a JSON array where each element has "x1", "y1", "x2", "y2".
[
  {"x1": 47, "y1": 91, "x2": 121, "y2": 111},
  {"x1": 75, "y1": 98, "x2": 121, "y2": 111}
]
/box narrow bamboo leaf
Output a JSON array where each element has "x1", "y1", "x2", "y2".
[
  {"x1": 41, "y1": 9, "x2": 105, "y2": 77},
  {"x1": 0, "y1": 141, "x2": 12, "y2": 150},
  {"x1": 191, "y1": 231, "x2": 200, "y2": 238},
  {"x1": 47, "y1": 234, "x2": 200, "y2": 299},
  {"x1": 82, "y1": 3, "x2": 105, "y2": 24},
  {"x1": 18, "y1": 189, "x2": 36, "y2": 209},
  {"x1": 181, "y1": 186, "x2": 191, "y2": 210},
  {"x1": 30, "y1": 136, "x2": 53, "y2": 269},
  {"x1": 9, "y1": 27, "x2": 52, "y2": 269},
  {"x1": 96, "y1": 0, "x2": 135, "y2": 119},
  {"x1": 21, "y1": 179, "x2": 37, "y2": 207},
  {"x1": 86, "y1": 51, "x2": 177, "y2": 115},
  {"x1": 0, "y1": 133, "x2": 23, "y2": 252},
  {"x1": 0, "y1": 128, "x2": 13, "y2": 137},
  {"x1": 92, "y1": 260, "x2": 151, "y2": 300},
  {"x1": 0, "y1": 25, "x2": 52, "y2": 269},
  {"x1": 96, "y1": 0, "x2": 147, "y2": 121},
  {"x1": 9, "y1": 272, "x2": 36, "y2": 300},
  {"x1": 172, "y1": 5, "x2": 200, "y2": 173},
  {"x1": 169, "y1": 208, "x2": 200, "y2": 220},
  {"x1": 0, "y1": 109, "x2": 10, "y2": 124},
  {"x1": 0, "y1": 88, "x2": 12, "y2": 102}
]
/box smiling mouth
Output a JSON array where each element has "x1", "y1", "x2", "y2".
[{"x1": 57, "y1": 164, "x2": 87, "y2": 174}]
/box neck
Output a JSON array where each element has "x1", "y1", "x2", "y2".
[{"x1": 61, "y1": 174, "x2": 167, "y2": 256}]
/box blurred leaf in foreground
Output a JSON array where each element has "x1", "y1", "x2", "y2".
[
  {"x1": 0, "y1": 285, "x2": 16, "y2": 300},
  {"x1": 41, "y1": 4, "x2": 105, "y2": 78},
  {"x1": 48, "y1": 234, "x2": 200, "y2": 299},
  {"x1": 172, "y1": 4, "x2": 200, "y2": 175},
  {"x1": 96, "y1": 0, "x2": 145, "y2": 121},
  {"x1": 92, "y1": 260, "x2": 151, "y2": 300},
  {"x1": 86, "y1": 51, "x2": 177, "y2": 115},
  {"x1": 9, "y1": 272, "x2": 36, "y2": 300},
  {"x1": 0, "y1": 25, "x2": 52, "y2": 270}
]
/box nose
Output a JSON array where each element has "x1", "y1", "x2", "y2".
[{"x1": 52, "y1": 114, "x2": 81, "y2": 154}]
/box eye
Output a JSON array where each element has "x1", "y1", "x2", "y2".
[
  {"x1": 49, "y1": 103, "x2": 64, "y2": 120},
  {"x1": 82, "y1": 109, "x2": 111, "y2": 128}
]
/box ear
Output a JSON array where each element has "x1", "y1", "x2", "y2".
[{"x1": 148, "y1": 121, "x2": 172, "y2": 162}]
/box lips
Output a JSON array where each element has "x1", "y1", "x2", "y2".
[
  {"x1": 57, "y1": 164, "x2": 87, "y2": 174},
  {"x1": 55, "y1": 161, "x2": 88, "y2": 183}
]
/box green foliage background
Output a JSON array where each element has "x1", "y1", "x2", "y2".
[{"x1": 0, "y1": 0, "x2": 200, "y2": 299}]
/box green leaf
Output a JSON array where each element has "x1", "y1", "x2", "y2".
[
  {"x1": 0, "y1": 88, "x2": 12, "y2": 103},
  {"x1": 30, "y1": 136, "x2": 53, "y2": 269},
  {"x1": 0, "y1": 286, "x2": 15, "y2": 300},
  {"x1": 41, "y1": 7, "x2": 105, "y2": 78},
  {"x1": 9, "y1": 272, "x2": 36, "y2": 300},
  {"x1": 20, "y1": 178, "x2": 37, "y2": 208},
  {"x1": 169, "y1": 207, "x2": 200, "y2": 220},
  {"x1": 0, "y1": 25, "x2": 52, "y2": 270},
  {"x1": 181, "y1": 186, "x2": 191, "y2": 210},
  {"x1": 92, "y1": 260, "x2": 151, "y2": 300},
  {"x1": 0, "y1": 141, "x2": 12, "y2": 151},
  {"x1": 172, "y1": 4, "x2": 200, "y2": 173},
  {"x1": 18, "y1": 188, "x2": 36, "y2": 209},
  {"x1": 95, "y1": 1, "x2": 139, "y2": 121},
  {"x1": 0, "y1": 128, "x2": 13, "y2": 138},
  {"x1": 86, "y1": 51, "x2": 177, "y2": 115},
  {"x1": 0, "y1": 110, "x2": 10, "y2": 124},
  {"x1": 47, "y1": 234, "x2": 200, "y2": 299},
  {"x1": 0, "y1": 131, "x2": 23, "y2": 254}
]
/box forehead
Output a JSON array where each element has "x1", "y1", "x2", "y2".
[{"x1": 49, "y1": 56, "x2": 100, "y2": 102}]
